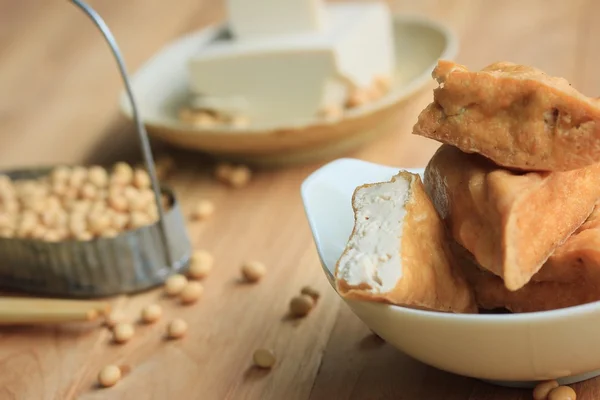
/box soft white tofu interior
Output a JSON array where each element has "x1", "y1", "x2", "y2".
[{"x1": 337, "y1": 175, "x2": 410, "y2": 293}]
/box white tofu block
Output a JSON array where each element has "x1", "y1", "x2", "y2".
[
  {"x1": 330, "y1": 3, "x2": 394, "y2": 88},
  {"x1": 226, "y1": 0, "x2": 327, "y2": 40},
  {"x1": 189, "y1": 47, "x2": 346, "y2": 124},
  {"x1": 188, "y1": 3, "x2": 395, "y2": 124}
]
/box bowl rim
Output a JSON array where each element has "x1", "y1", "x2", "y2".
[
  {"x1": 301, "y1": 157, "x2": 600, "y2": 323},
  {"x1": 120, "y1": 13, "x2": 460, "y2": 135}
]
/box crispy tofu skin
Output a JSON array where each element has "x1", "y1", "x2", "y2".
[
  {"x1": 533, "y1": 207, "x2": 600, "y2": 284},
  {"x1": 336, "y1": 171, "x2": 476, "y2": 313},
  {"x1": 413, "y1": 60, "x2": 600, "y2": 171},
  {"x1": 452, "y1": 235, "x2": 600, "y2": 313},
  {"x1": 424, "y1": 145, "x2": 600, "y2": 291}
]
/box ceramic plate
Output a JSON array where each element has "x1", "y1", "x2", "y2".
[
  {"x1": 301, "y1": 158, "x2": 600, "y2": 387},
  {"x1": 120, "y1": 15, "x2": 458, "y2": 166}
]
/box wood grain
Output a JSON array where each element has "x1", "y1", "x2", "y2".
[{"x1": 0, "y1": 0, "x2": 599, "y2": 399}]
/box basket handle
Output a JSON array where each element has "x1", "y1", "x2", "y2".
[{"x1": 70, "y1": 0, "x2": 174, "y2": 269}]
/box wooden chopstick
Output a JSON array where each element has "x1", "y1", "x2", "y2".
[{"x1": 0, "y1": 297, "x2": 110, "y2": 325}]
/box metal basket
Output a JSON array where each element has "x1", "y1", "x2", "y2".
[{"x1": 0, "y1": 1, "x2": 193, "y2": 297}]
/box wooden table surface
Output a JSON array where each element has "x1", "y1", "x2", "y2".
[{"x1": 1, "y1": 0, "x2": 599, "y2": 399}]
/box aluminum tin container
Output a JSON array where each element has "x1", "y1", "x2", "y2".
[
  {"x1": 2, "y1": 1, "x2": 194, "y2": 298},
  {"x1": 0, "y1": 169, "x2": 192, "y2": 298}
]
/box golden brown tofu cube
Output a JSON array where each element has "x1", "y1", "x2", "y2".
[
  {"x1": 533, "y1": 207, "x2": 600, "y2": 284},
  {"x1": 413, "y1": 60, "x2": 600, "y2": 171},
  {"x1": 424, "y1": 145, "x2": 600, "y2": 291},
  {"x1": 453, "y1": 230, "x2": 600, "y2": 313},
  {"x1": 336, "y1": 171, "x2": 476, "y2": 313}
]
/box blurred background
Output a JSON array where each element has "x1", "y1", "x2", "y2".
[{"x1": 1, "y1": 0, "x2": 595, "y2": 169}]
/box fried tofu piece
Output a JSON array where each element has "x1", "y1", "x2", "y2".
[
  {"x1": 424, "y1": 145, "x2": 600, "y2": 291},
  {"x1": 533, "y1": 206, "x2": 600, "y2": 284},
  {"x1": 452, "y1": 238, "x2": 600, "y2": 313},
  {"x1": 335, "y1": 171, "x2": 476, "y2": 313},
  {"x1": 413, "y1": 60, "x2": 600, "y2": 171}
]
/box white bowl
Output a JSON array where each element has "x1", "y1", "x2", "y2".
[
  {"x1": 120, "y1": 15, "x2": 458, "y2": 166},
  {"x1": 301, "y1": 158, "x2": 600, "y2": 387}
]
